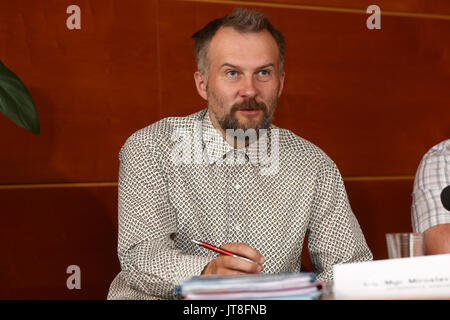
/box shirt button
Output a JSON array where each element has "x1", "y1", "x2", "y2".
[
  {"x1": 234, "y1": 224, "x2": 241, "y2": 232},
  {"x1": 235, "y1": 184, "x2": 241, "y2": 190}
]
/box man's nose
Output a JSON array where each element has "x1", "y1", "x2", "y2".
[{"x1": 239, "y1": 76, "x2": 257, "y2": 98}]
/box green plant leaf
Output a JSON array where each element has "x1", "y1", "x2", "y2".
[{"x1": 0, "y1": 60, "x2": 40, "y2": 135}]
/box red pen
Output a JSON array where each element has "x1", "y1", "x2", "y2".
[{"x1": 191, "y1": 239, "x2": 259, "y2": 265}]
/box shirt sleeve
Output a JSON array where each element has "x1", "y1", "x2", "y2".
[
  {"x1": 411, "y1": 149, "x2": 450, "y2": 233},
  {"x1": 116, "y1": 132, "x2": 214, "y2": 299},
  {"x1": 306, "y1": 159, "x2": 373, "y2": 282}
]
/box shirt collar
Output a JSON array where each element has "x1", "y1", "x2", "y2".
[{"x1": 201, "y1": 110, "x2": 234, "y2": 164}]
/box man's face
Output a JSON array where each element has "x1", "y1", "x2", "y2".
[{"x1": 200, "y1": 27, "x2": 285, "y2": 134}]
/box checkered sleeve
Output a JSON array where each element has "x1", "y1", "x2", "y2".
[
  {"x1": 116, "y1": 130, "x2": 214, "y2": 299},
  {"x1": 307, "y1": 158, "x2": 373, "y2": 282},
  {"x1": 411, "y1": 142, "x2": 450, "y2": 233}
]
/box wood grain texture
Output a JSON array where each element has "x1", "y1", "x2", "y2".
[
  {"x1": 184, "y1": 0, "x2": 450, "y2": 16},
  {"x1": 0, "y1": 186, "x2": 120, "y2": 299},
  {"x1": 0, "y1": 0, "x2": 161, "y2": 184},
  {"x1": 346, "y1": 179, "x2": 415, "y2": 260}
]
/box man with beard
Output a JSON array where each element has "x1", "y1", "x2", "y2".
[{"x1": 107, "y1": 7, "x2": 372, "y2": 300}]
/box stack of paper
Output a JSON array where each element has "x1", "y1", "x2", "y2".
[{"x1": 176, "y1": 272, "x2": 326, "y2": 300}]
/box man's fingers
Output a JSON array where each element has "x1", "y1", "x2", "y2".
[
  {"x1": 220, "y1": 255, "x2": 263, "y2": 274},
  {"x1": 221, "y1": 269, "x2": 247, "y2": 276},
  {"x1": 221, "y1": 242, "x2": 265, "y2": 265},
  {"x1": 200, "y1": 242, "x2": 266, "y2": 276}
]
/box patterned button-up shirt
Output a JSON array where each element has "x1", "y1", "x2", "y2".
[
  {"x1": 412, "y1": 139, "x2": 450, "y2": 233},
  {"x1": 107, "y1": 109, "x2": 372, "y2": 300}
]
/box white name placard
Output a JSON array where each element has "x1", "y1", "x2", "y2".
[{"x1": 333, "y1": 254, "x2": 450, "y2": 299}]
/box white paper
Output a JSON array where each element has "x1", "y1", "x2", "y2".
[{"x1": 333, "y1": 254, "x2": 450, "y2": 299}]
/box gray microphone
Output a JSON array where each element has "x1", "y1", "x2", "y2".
[{"x1": 441, "y1": 185, "x2": 450, "y2": 211}]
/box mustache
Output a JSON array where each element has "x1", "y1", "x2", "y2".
[{"x1": 231, "y1": 98, "x2": 267, "y2": 113}]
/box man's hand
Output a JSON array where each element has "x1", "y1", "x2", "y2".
[
  {"x1": 424, "y1": 223, "x2": 450, "y2": 255},
  {"x1": 201, "y1": 243, "x2": 265, "y2": 276}
]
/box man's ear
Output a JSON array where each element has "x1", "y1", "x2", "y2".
[
  {"x1": 194, "y1": 71, "x2": 208, "y2": 100},
  {"x1": 278, "y1": 71, "x2": 285, "y2": 98}
]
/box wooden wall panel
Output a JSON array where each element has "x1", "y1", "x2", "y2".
[
  {"x1": 345, "y1": 179, "x2": 415, "y2": 260},
  {"x1": 0, "y1": 186, "x2": 120, "y2": 299},
  {"x1": 275, "y1": 10, "x2": 450, "y2": 176},
  {"x1": 0, "y1": 0, "x2": 161, "y2": 184},
  {"x1": 157, "y1": 0, "x2": 205, "y2": 117},
  {"x1": 213, "y1": 0, "x2": 450, "y2": 15}
]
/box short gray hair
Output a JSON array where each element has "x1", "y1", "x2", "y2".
[{"x1": 192, "y1": 7, "x2": 285, "y2": 77}]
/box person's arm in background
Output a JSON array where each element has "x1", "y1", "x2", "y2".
[
  {"x1": 411, "y1": 140, "x2": 450, "y2": 255},
  {"x1": 424, "y1": 224, "x2": 450, "y2": 255},
  {"x1": 307, "y1": 158, "x2": 373, "y2": 282}
]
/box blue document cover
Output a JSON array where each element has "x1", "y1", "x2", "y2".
[{"x1": 176, "y1": 272, "x2": 325, "y2": 300}]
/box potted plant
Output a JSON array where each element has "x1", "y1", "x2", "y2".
[{"x1": 0, "y1": 60, "x2": 40, "y2": 135}]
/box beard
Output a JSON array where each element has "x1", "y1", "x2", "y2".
[{"x1": 207, "y1": 91, "x2": 278, "y2": 133}]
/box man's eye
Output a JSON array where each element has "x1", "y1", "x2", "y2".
[
  {"x1": 227, "y1": 70, "x2": 238, "y2": 77},
  {"x1": 258, "y1": 70, "x2": 270, "y2": 76}
]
